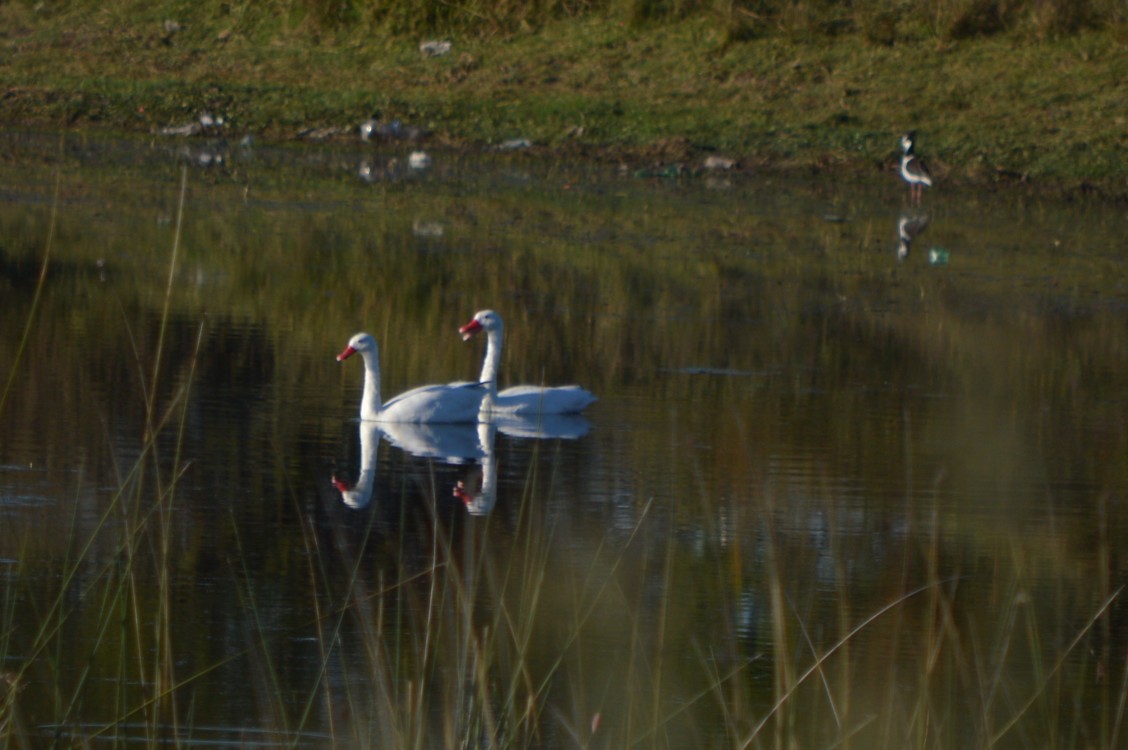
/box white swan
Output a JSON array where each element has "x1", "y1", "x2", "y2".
[
  {"x1": 337, "y1": 332, "x2": 484, "y2": 423},
  {"x1": 459, "y1": 310, "x2": 597, "y2": 417}
]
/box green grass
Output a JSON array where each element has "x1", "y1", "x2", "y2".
[{"x1": 1, "y1": 0, "x2": 1125, "y2": 196}]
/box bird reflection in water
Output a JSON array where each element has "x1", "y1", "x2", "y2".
[
  {"x1": 897, "y1": 212, "x2": 931, "y2": 261},
  {"x1": 332, "y1": 421, "x2": 484, "y2": 510},
  {"x1": 453, "y1": 423, "x2": 499, "y2": 516},
  {"x1": 378, "y1": 421, "x2": 485, "y2": 464},
  {"x1": 454, "y1": 414, "x2": 591, "y2": 517},
  {"x1": 333, "y1": 414, "x2": 591, "y2": 515},
  {"x1": 331, "y1": 421, "x2": 381, "y2": 510}
]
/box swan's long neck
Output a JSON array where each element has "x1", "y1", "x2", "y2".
[
  {"x1": 479, "y1": 325, "x2": 503, "y2": 399},
  {"x1": 359, "y1": 347, "x2": 383, "y2": 421}
]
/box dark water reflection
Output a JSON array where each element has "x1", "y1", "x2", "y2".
[{"x1": 1, "y1": 130, "x2": 1126, "y2": 747}]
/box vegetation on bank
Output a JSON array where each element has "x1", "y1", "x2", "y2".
[{"x1": 1, "y1": 0, "x2": 1125, "y2": 191}]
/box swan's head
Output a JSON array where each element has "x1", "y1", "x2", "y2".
[
  {"x1": 459, "y1": 309, "x2": 501, "y2": 341},
  {"x1": 337, "y1": 332, "x2": 376, "y2": 362},
  {"x1": 900, "y1": 131, "x2": 916, "y2": 153}
]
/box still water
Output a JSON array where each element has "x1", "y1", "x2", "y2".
[{"x1": 1, "y1": 130, "x2": 1126, "y2": 748}]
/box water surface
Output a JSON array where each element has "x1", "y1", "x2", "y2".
[{"x1": 1, "y1": 130, "x2": 1126, "y2": 748}]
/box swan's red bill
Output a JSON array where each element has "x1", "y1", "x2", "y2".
[
  {"x1": 336, "y1": 345, "x2": 357, "y2": 362},
  {"x1": 331, "y1": 476, "x2": 352, "y2": 492},
  {"x1": 459, "y1": 319, "x2": 483, "y2": 341}
]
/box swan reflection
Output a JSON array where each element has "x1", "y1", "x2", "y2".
[
  {"x1": 334, "y1": 414, "x2": 592, "y2": 513},
  {"x1": 333, "y1": 421, "x2": 487, "y2": 510},
  {"x1": 453, "y1": 423, "x2": 498, "y2": 516},
  {"x1": 454, "y1": 413, "x2": 591, "y2": 516},
  {"x1": 332, "y1": 421, "x2": 381, "y2": 510},
  {"x1": 494, "y1": 413, "x2": 590, "y2": 440},
  {"x1": 378, "y1": 421, "x2": 485, "y2": 464}
]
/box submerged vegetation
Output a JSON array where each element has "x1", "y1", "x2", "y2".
[{"x1": 1, "y1": 0, "x2": 1125, "y2": 195}]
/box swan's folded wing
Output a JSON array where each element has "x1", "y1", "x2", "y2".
[
  {"x1": 493, "y1": 385, "x2": 597, "y2": 415},
  {"x1": 380, "y1": 382, "x2": 486, "y2": 423}
]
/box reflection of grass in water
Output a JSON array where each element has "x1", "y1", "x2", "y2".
[
  {"x1": 3, "y1": 168, "x2": 1128, "y2": 748},
  {"x1": 0, "y1": 150, "x2": 59, "y2": 742},
  {"x1": 234, "y1": 422, "x2": 1124, "y2": 748},
  {"x1": 0, "y1": 167, "x2": 215, "y2": 745},
  {"x1": 289, "y1": 458, "x2": 1126, "y2": 748},
  {"x1": 3, "y1": 359, "x2": 1126, "y2": 746},
  {"x1": 683, "y1": 443, "x2": 1127, "y2": 748}
]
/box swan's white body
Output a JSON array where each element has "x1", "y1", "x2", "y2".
[
  {"x1": 338, "y1": 332, "x2": 484, "y2": 423},
  {"x1": 459, "y1": 310, "x2": 597, "y2": 417}
]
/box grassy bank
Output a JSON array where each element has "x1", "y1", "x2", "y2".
[{"x1": 1, "y1": 0, "x2": 1125, "y2": 196}]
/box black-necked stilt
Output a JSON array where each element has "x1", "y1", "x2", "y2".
[
  {"x1": 359, "y1": 116, "x2": 431, "y2": 143},
  {"x1": 900, "y1": 131, "x2": 933, "y2": 206}
]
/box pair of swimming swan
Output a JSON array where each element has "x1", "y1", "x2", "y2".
[{"x1": 337, "y1": 309, "x2": 597, "y2": 423}]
